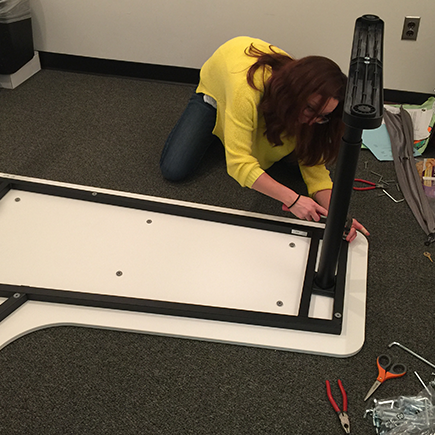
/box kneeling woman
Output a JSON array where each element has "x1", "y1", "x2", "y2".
[{"x1": 160, "y1": 36, "x2": 368, "y2": 242}]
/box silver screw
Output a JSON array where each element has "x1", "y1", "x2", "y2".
[
  {"x1": 92, "y1": 192, "x2": 98, "y2": 197},
  {"x1": 13, "y1": 293, "x2": 21, "y2": 298},
  {"x1": 334, "y1": 312, "x2": 342, "y2": 319},
  {"x1": 414, "y1": 371, "x2": 431, "y2": 395},
  {"x1": 289, "y1": 242, "x2": 296, "y2": 248},
  {"x1": 276, "y1": 300, "x2": 283, "y2": 307},
  {"x1": 116, "y1": 271, "x2": 123, "y2": 277}
]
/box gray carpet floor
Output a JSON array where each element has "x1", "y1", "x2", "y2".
[{"x1": 0, "y1": 69, "x2": 434, "y2": 435}]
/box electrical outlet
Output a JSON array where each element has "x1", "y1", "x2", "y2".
[{"x1": 401, "y1": 16, "x2": 421, "y2": 41}]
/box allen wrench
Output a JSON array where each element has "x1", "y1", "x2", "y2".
[
  {"x1": 388, "y1": 342, "x2": 435, "y2": 369},
  {"x1": 370, "y1": 172, "x2": 404, "y2": 202},
  {"x1": 382, "y1": 189, "x2": 404, "y2": 203},
  {"x1": 378, "y1": 189, "x2": 405, "y2": 203}
]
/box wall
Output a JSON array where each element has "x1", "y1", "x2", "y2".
[{"x1": 30, "y1": 0, "x2": 435, "y2": 94}]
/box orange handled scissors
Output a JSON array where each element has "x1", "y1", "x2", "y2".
[{"x1": 364, "y1": 354, "x2": 407, "y2": 401}]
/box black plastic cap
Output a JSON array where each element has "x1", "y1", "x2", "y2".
[
  {"x1": 361, "y1": 14, "x2": 381, "y2": 23},
  {"x1": 342, "y1": 15, "x2": 384, "y2": 130}
]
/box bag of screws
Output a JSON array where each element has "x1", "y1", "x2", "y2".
[{"x1": 365, "y1": 385, "x2": 435, "y2": 434}]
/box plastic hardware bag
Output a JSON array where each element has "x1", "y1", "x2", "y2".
[
  {"x1": 416, "y1": 158, "x2": 435, "y2": 213},
  {"x1": 385, "y1": 97, "x2": 435, "y2": 154},
  {"x1": 365, "y1": 385, "x2": 435, "y2": 434}
]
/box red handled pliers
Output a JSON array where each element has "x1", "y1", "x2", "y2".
[
  {"x1": 353, "y1": 178, "x2": 385, "y2": 191},
  {"x1": 326, "y1": 380, "x2": 350, "y2": 434}
]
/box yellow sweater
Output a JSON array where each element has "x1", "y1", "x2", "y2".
[{"x1": 196, "y1": 36, "x2": 333, "y2": 196}]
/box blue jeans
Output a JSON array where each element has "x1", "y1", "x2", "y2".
[{"x1": 160, "y1": 92, "x2": 221, "y2": 181}]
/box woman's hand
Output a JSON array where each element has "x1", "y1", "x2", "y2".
[
  {"x1": 282, "y1": 201, "x2": 370, "y2": 243},
  {"x1": 312, "y1": 189, "x2": 369, "y2": 242},
  {"x1": 252, "y1": 173, "x2": 328, "y2": 221},
  {"x1": 282, "y1": 196, "x2": 327, "y2": 221},
  {"x1": 345, "y1": 218, "x2": 370, "y2": 243},
  {"x1": 251, "y1": 174, "x2": 369, "y2": 242}
]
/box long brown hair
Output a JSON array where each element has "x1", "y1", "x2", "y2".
[{"x1": 246, "y1": 43, "x2": 347, "y2": 166}]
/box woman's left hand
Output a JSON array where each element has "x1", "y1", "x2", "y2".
[
  {"x1": 313, "y1": 190, "x2": 369, "y2": 243},
  {"x1": 346, "y1": 218, "x2": 370, "y2": 243}
]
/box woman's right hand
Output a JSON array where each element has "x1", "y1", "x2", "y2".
[
  {"x1": 250, "y1": 173, "x2": 328, "y2": 221},
  {"x1": 282, "y1": 195, "x2": 327, "y2": 221}
]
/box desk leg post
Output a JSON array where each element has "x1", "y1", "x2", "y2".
[{"x1": 314, "y1": 126, "x2": 363, "y2": 291}]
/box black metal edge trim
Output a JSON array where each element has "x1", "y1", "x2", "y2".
[
  {"x1": 0, "y1": 292, "x2": 28, "y2": 322},
  {"x1": 0, "y1": 177, "x2": 343, "y2": 335},
  {"x1": 330, "y1": 241, "x2": 349, "y2": 333},
  {"x1": 0, "y1": 181, "x2": 11, "y2": 201},
  {"x1": 38, "y1": 52, "x2": 200, "y2": 85},
  {"x1": 298, "y1": 234, "x2": 320, "y2": 317},
  {"x1": 308, "y1": 240, "x2": 349, "y2": 334},
  {"x1": 1, "y1": 177, "x2": 320, "y2": 239},
  {"x1": 0, "y1": 284, "x2": 340, "y2": 335}
]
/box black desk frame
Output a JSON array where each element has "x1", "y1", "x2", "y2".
[{"x1": 0, "y1": 177, "x2": 347, "y2": 335}]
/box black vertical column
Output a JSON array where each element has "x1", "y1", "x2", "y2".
[{"x1": 314, "y1": 15, "x2": 384, "y2": 291}]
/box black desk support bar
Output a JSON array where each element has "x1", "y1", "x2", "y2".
[{"x1": 0, "y1": 176, "x2": 346, "y2": 335}]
